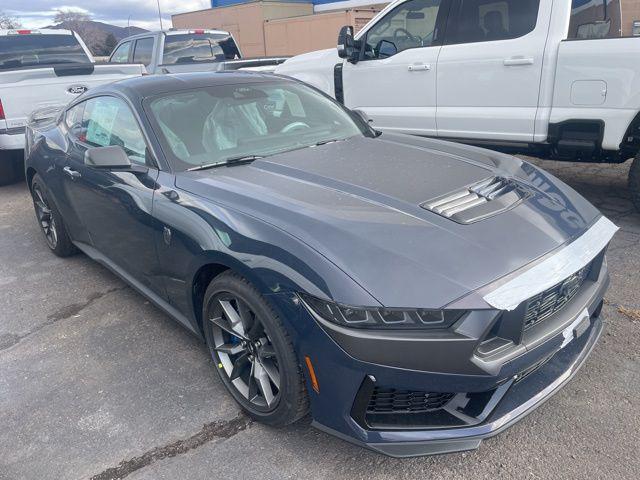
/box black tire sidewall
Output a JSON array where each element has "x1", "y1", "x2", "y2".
[
  {"x1": 202, "y1": 272, "x2": 306, "y2": 427},
  {"x1": 31, "y1": 174, "x2": 76, "y2": 257}
]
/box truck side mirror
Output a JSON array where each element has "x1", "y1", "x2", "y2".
[{"x1": 337, "y1": 25, "x2": 360, "y2": 64}]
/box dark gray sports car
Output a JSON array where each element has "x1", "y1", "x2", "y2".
[{"x1": 24, "y1": 72, "x2": 617, "y2": 457}]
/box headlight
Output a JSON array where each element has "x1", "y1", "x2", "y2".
[{"x1": 299, "y1": 293, "x2": 466, "y2": 330}]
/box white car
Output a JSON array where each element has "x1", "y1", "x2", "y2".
[
  {"x1": 276, "y1": 0, "x2": 640, "y2": 210},
  {"x1": 0, "y1": 28, "x2": 145, "y2": 185}
]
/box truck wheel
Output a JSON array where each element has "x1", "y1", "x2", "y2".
[
  {"x1": 630, "y1": 154, "x2": 640, "y2": 212},
  {"x1": 0, "y1": 151, "x2": 24, "y2": 186}
]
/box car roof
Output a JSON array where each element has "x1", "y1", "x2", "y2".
[
  {"x1": 99, "y1": 72, "x2": 293, "y2": 99},
  {"x1": 116, "y1": 29, "x2": 230, "y2": 43}
]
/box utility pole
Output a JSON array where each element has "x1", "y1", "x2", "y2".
[{"x1": 156, "y1": 0, "x2": 164, "y2": 31}]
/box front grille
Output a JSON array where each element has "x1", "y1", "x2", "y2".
[
  {"x1": 367, "y1": 387, "x2": 455, "y2": 414},
  {"x1": 524, "y1": 263, "x2": 592, "y2": 330}
]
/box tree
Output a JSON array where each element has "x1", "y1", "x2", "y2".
[
  {"x1": 0, "y1": 11, "x2": 22, "y2": 29},
  {"x1": 53, "y1": 10, "x2": 91, "y2": 30},
  {"x1": 104, "y1": 33, "x2": 118, "y2": 55}
]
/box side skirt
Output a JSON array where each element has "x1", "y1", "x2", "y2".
[{"x1": 73, "y1": 241, "x2": 201, "y2": 338}]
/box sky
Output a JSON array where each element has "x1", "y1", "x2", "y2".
[{"x1": 2, "y1": 0, "x2": 211, "y2": 30}]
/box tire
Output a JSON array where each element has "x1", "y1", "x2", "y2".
[
  {"x1": 0, "y1": 150, "x2": 24, "y2": 186},
  {"x1": 630, "y1": 154, "x2": 640, "y2": 212},
  {"x1": 30, "y1": 173, "x2": 77, "y2": 257},
  {"x1": 203, "y1": 271, "x2": 309, "y2": 426}
]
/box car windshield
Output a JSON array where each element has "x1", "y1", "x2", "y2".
[
  {"x1": 162, "y1": 33, "x2": 241, "y2": 64},
  {"x1": 0, "y1": 34, "x2": 90, "y2": 70},
  {"x1": 146, "y1": 80, "x2": 369, "y2": 171}
]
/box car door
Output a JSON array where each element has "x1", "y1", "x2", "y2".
[
  {"x1": 60, "y1": 95, "x2": 164, "y2": 294},
  {"x1": 342, "y1": 0, "x2": 451, "y2": 136},
  {"x1": 436, "y1": 0, "x2": 550, "y2": 142}
]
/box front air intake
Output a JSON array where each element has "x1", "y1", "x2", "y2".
[{"x1": 420, "y1": 177, "x2": 529, "y2": 224}]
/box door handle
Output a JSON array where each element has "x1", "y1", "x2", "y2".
[
  {"x1": 408, "y1": 63, "x2": 431, "y2": 71},
  {"x1": 503, "y1": 57, "x2": 534, "y2": 66},
  {"x1": 63, "y1": 166, "x2": 81, "y2": 179}
]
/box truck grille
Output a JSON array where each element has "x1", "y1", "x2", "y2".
[
  {"x1": 524, "y1": 263, "x2": 592, "y2": 331},
  {"x1": 367, "y1": 387, "x2": 455, "y2": 414}
]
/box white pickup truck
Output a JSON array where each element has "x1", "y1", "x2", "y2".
[
  {"x1": 0, "y1": 28, "x2": 145, "y2": 185},
  {"x1": 276, "y1": 0, "x2": 640, "y2": 210}
]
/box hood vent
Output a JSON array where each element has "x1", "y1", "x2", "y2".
[{"x1": 420, "y1": 177, "x2": 529, "y2": 224}]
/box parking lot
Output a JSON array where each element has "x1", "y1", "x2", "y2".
[{"x1": 1, "y1": 157, "x2": 639, "y2": 480}]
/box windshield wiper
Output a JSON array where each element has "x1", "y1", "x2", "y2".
[
  {"x1": 313, "y1": 138, "x2": 343, "y2": 147},
  {"x1": 187, "y1": 155, "x2": 263, "y2": 171}
]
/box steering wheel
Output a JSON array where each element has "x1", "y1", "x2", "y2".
[
  {"x1": 281, "y1": 122, "x2": 311, "y2": 134},
  {"x1": 393, "y1": 28, "x2": 421, "y2": 45}
]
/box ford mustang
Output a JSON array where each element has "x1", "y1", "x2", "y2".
[{"x1": 24, "y1": 72, "x2": 617, "y2": 457}]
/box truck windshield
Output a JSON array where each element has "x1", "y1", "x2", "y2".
[
  {"x1": 0, "y1": 34, "x2": 90, "y2": 70},
  {"x1": 146, "y1": 81, "x2": 370, "y2": 171},
  {"x1": 162, "y1": 33, "x2": 241, "y2": 65}
]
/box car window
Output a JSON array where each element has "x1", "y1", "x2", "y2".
[
  {"x1": 110, "y1": 41, "x2": 131, "y2": 63},
  {"x1": 132, "y1": 37, "x2": 154, "y2": 67},
  {"x1": 568, "y1": 0, "x2": 621, "y2": 39},
  {"x1": 363, "y1": 0, "x2": 445, "y2": 60},
  {"x1": 81, "y1": 96, "x2": 147, "y2": 165},
  {"x1": 162, "y1": 33, "x2": 240, "y2": 64},
  {"x1": 146, "y1": 81, "x2": 368, "y2": 171},
  {"x1": 446, "y1": 0, "x2": 540, "y2": 45},
  {"x1": 64, "y1": 102, "x2": 86, "y2": 137}
]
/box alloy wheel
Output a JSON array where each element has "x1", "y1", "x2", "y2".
[
  {"x1": 32, "y1": 185, "x2": 58, "y2": 249},
  {"x1": 209, "y1": 294, "x2": 281, "y2": 411}
]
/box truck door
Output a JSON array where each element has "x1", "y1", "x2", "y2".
[
  {"x1": 436, "y1": 0, "x2": 550, "y2": 142},
  {"x1": 342, "y1": 0, "x2": 452, "y2": 136}
]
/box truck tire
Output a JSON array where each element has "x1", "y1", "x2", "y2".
[
  {"x1": 630, "y1": 154, "x2": 640, "y2": 212},
  {"x1": 0, "y1": 151, "x2": 24, "y2": 186}
]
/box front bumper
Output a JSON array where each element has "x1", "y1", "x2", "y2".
[
  {"x1": 314, "y1": 311, "x2": 603, "y2": 457},
  {"x1": 280, "y1": 245, "x2": 610, "y2": 457}
]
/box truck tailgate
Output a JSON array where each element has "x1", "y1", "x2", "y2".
[{"x1": 0, "y1": 63, "x2": 144, "y2": 131}]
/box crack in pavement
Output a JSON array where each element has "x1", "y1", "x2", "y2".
[
  {"x1": 90, "y1": 415, "x2": 253, "y2": 480},
  {"x1": 0, "y1": 286, "x2": 127, "y2": 352}
]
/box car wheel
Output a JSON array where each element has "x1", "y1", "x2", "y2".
[
  {"x1": 30, "y1": 174, "x2": 77, "y2": 257},
  {"x1": 0, "y1": 151, "x2": 23, "y2": 186},
  {"x1": 630, "y1": 154, "x2": 640, "y2": 212},
  {"x1": 203, "y1": 271, "x2": 309, "y2": 426}
]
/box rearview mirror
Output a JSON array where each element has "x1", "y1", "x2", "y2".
[
  {"x1": 337, "y1": 25, "x2": 360, "y2": 64},
  {"x1": 84, "y1": 145, "x2": 132, "y2": 169}
]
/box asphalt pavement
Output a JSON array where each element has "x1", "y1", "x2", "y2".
[{"x1": 0, "y1": 157, "x2": 638, "y2": 479}]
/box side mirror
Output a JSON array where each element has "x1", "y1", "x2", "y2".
[
  {"x1": 337, "y1": 25, "x2": 360, "y2": 63},
  {"x1": 84, "y1": 145, "x2": 132, "y2": 169}
]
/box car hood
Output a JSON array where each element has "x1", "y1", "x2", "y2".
[{"x1": 175, "y1": 134, "x2": 601, "y2": 308}]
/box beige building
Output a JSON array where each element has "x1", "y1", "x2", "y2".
[
  {"x1": 172, "y1": 0, "x2": 640, "y2": 57},
  {"x1": 171, "y1": 0, "x2": 381, "y2": 57}
]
